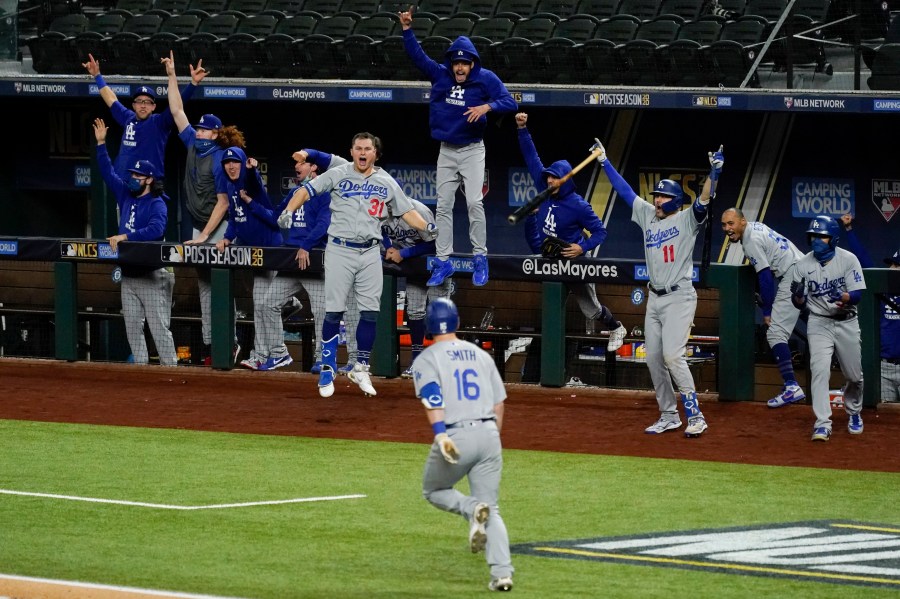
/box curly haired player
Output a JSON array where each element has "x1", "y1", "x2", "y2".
[{"x1": 516, "y1": 112, "x2": 627, "y2": 352}]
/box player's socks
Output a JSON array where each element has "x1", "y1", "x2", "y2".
[{"x1": 772, "y1": 342, "x2": 797, "y2": 384}]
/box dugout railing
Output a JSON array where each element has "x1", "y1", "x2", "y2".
[{"x1": 2, "y1": 236, "x2": 897, "y2": 405}]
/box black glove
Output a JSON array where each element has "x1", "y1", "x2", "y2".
[
  {"x1": 790, "y1": 277, "x2": 807, "y2": 300},
  {"x1": 541, "y1": 236, "x2": 569, "y2": 259}
]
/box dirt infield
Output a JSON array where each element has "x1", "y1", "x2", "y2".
[{"x1": 2, "y1": 359, "x2": 899, "y2": 473}]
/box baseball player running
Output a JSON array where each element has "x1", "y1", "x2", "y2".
[
  {"x1": 381, "y1": 197, "x2": 452, "y2": 377},
  {"x1": 841, "y1": 215, "x2": 900, "y2": 403},
  {"x1": 413, "y1": 298, "x2": 514, "y2": 593},
  {"x1": 400, "y1": 6, "x2": 518, "y2": 288},
  {"x1": 280, "y1": 133, "x2": 434, "y2": 398},
  {"x1": 215, "y1": 147, "x2": 284, "y2": 370},
  {"x1": 84, "y1": 53, "x2": 204, "y2": 180},
  {"x1": 721, "y1": 208, "x2": 806, "y2": 407},
  {"x1": 516, "y1": 112, "x2": 628, "y2": 352},
  {"x1": 790, "y1": 215, "x2": 866, "y2": 441},
  {"x1": 93, "y1": 118, "x2": 177, "y2": 367},
  {"x1": 598, "y1": 142, "x2": 724, "y2": 437}
]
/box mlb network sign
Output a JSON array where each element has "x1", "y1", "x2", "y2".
[{"x1": 792, "y1": 177, "x2": 855, "y2": 218}]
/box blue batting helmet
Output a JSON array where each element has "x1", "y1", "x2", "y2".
[
  {"x1": 426, "y1": 298, "x2": 459, "y2": 336},
  {"x1": 651, "y1": 179, "x2": 684, "y2": 213},
  {"x1": 806, "y1": 215, "x2": 840, "y2": 248}
]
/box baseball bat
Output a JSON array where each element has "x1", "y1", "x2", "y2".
[{"x1": 508, "y1": 144, "x2": 604, "y2": 225}]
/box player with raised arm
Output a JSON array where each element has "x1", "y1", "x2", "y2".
[
  {"x1": 597, "y1": 142, "x2": 724, "y2": 437},
  {"x1": 280, "y1": 133, "x2": 434, "y2": 398},
  {"x1": 721, "y1": 208, "x2": 806, "y2": 408},
  {"x1": 399, "y1": 6, "x2": 518, "y2": 288},
  {"x1": 516, "y1": 112, "x2": 627, "y2": 352},
  {"x1": 413, "y1": 298, "x2": 514, "y2": 593},
  {"x1": 790, "y1": 215, "x2": 866, "y2": 441}
]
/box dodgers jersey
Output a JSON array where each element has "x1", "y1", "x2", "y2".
[
  {"x1": 792, "y1": 247, "x2": 866, "y2": 317},
  {"x1": 413, "y1": 339, "x2": 506, "y2": 423},
  {"x1": 739, "y1": 221, "x2": 803, "y2": 278},
  {"x1": 303, "y1": 163, "x2": 414, "y2": 243},
  {"x1": 632, "y1": 200, "x2": 703, "y2": 289},
  {"x1": 382, "y1": 198, "x2": 437, "y2": 255}
]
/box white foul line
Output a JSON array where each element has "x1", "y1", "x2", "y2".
[{"x1": 0, "y1": 489, "x2": 366, "y2": 510}]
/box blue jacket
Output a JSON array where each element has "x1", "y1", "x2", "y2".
[
  {"x1": 97, "y1": 144, "x2": 167, "y2": 242},
  {"x1": 403, "y1": 33, "x2": 517, "y2": 145},
  {"x1": 276, "y1": 185, "x2": 331, "y2": 250},
  {"x1": 518, "y1": 128, "x2": 608, "y2": 255},
  {"x1": 109, "y1": 83, "x2": 196, "y2": 179},
  {"x1": 222, "y1": 147, "x2": 283, "y2": 247}
]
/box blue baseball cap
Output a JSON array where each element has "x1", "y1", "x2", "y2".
[
  {"x1": 133, "y1": 85, "x2": 156, "y2": 102},
  {"x1": 127, "y1": 159, "x2": 158, "y2": 177},
  {"x1": 885, "y1": 248, "x2": 900, "y2": 266},
  {"x1": 448, "y1": 48, "x2": 476, "y2": 63},
  {"x1": 196, "y1": 114, "x2": 222, "y2": 130}
]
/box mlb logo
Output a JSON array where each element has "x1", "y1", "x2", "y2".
[{"x1": 784, "y1": 97, "x2": 794, "y2": 108}]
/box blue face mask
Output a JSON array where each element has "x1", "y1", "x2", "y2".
[
  {"x1": 195, "y1": 138, "x2": 216, "y2": 154},
  {"x1": 811, "y1": 237, "x2": 834, "y2": 262},
  {"x1": 126, "y1": 177, "x2": 144, "y2": 195}
]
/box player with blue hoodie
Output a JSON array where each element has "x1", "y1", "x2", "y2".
[
  {"x1": 93, "y1": 117, "x2": 178, "y2": 367},
  {"x1": 216, "y1": 147, "x2": 284, "y2": 370},
  {"x1": 516, "y1": 112, "x2": 628, "y2": 352},
  {"x1": 400, "y1": 7, "x2": 517, "y2": 288}
]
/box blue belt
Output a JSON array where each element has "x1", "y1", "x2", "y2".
[
  {"x1": 332, "y1": 237, "x2": 378, "y2": 249},
  {"x1": 812, "y1": 311, "x2": 857, "y2": 321},
  {"x1": 882, "y1": 357, "x2": 900, "y2": 365},
  {"x1": 447, "y1": 418, "x2": 496, "y2": 429},
  {"x1": 649, "y1": 284, "x2": 680, "y2": 296}
]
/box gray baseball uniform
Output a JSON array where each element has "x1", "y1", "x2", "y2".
[
  {"x1": 739, "y1": 221, "x2": 804, "y2": 346},
  {"x1": 791, "y1": 248, "x2": 866, "y2": 431},
  {"x1": 305, "y1": 162, "x2": 415, "y2": 312},
  {"x1": 383, "y1": 198, "x2": 452, "y2": 318},
  {"x1": 121, "y1": 268, "x2": 178, "y2": 366},
  {"x1": 632, "y1": 200, "x2": 704, "y2": 418},
  {"x1": 413, "y1": 338, "x2": 513, "y2": 582}
]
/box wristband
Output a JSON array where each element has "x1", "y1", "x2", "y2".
[
  {"x1": 95, "y1": 74, "x2": 107, "y2": 89},
  {"x1": 431, "y1": 421, "x2": 446, "y2": 435}
]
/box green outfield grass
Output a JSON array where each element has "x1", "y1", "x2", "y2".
[{"x1": 0, "y1": 419, "x2": 898, "y2": 598}]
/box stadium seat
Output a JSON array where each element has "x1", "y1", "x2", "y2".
[
  {"x1": 153, "y1": 0, "x2": 190, "y2": 14},
  {"x1": 114, "y1": 0, "x2": 154, "y2": 15},
  {"x1": 263, "y1": 0, "x2": 306, "y2": 16},
  {"x1": 147, "y1": 14, "x2": 201, "y2": 72},
  {"x1": 703, "y1": 15, "x2": 766, "y2": 86},
  {"x1": 339, "y1": 0, "x2": 379, "y2": 14},
  {"x1": 578, "y1": 37, "x2": 623, "y2": 83},
  {"x1": 793, "y1": 0, "x2": 830, "y2": 23},
  {"x1": 551, "y1": 14, "x2": 599, "y2": 42},
  {"x1": 593, "y1": 14, "x2": 640, "y2": 43},
  {"x1": 292, "y1": 14, "x2": 358, "y2": 77},
  {"x1": 221, "y1": 13, "x2": 279, "y2": 76},
  {"x1": 416, "y1": 0, "x2": 460, "y2": 18},
  {"x1": 494, "y1": 0, "x2": 538, "y2": 20},
  {"x1": 307, "y1": 0, "x2": 341, "y2": 15},
  {"x1": 534, "y1": 0, "x2": 578, "y2": 19},
  {"x1": 373, "y1": 34, "x2": 422, "y2": 80},
  {"x1": 70, "y1": 12, "x2": 127, "y2": 70},
  {"x1": 106, "y1": 13, "x2": 164, "y2": 74},
  {"x1": 260, "y1": 14, "x2": 317, "y2": 76},
  {"x1": 226, "y1": 0, "x2": 268, "y2": 13},
  {"x1": 575, "y1": 0, "x2": 620, "y2": 20},
  {"x1": 420, "y1": 33, "x2": 452, "y2": 60},
  {"x1": 26, "y1": 13, "x2": 89, "y2": 74},
  {"x1": 534, "y1": 36, "x2": 580, "y2": 82},
  {"x1": 511, "y1": 14, "x2": 559, "y2": 42},
  {"x1": 867, "y1": 42, "x2": 900, "y2": 89},
  {"x1": 489, "y1": 36, "x2": 536, "y2": 81},
  {"x1": 616, "y1": 0, "x2": 659, "y2": 21},
  {"x1": 470, "y1": 16, "x2": 515, "y2": 41},
  {"x1": 657, "y1": 0, "x2": 704, "y2": 21},
  {"x1": 429, "y1": 15, "x2": 476, "y2": 38},
  {"x1": 743, "y1": 0, "x2": 787, "y2": 23},
  {"x1": 456, "y1": 0, "x2": 496, "y2": 18},
  {"x1": 178, "y1": 13, "x2": 239, "y2": 71},
  {"x1": 186, "y1": 0, "x2": 228, "y2": 15}
]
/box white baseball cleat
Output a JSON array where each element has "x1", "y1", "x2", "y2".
[
  {"x1": 318, "y1": 366, "x2": 335, "y2": 398},
  {"x1": 469, "y1": 502, "x2": 489, "y2": 553},
  {"x1": 607, "y1": 323, "x2": 627, "y2": 352},
  {"x1": 488, "y1": 577, "x2": 513, "y2": 592},
  {"x1": 348, "y1": 363, "x2": 377, "y2": 396},
  {"x1": 644, "y1": 417, "x2": 682, "y2": 434},
  {"x1": 684, "y1": 415, "x2": 708, "y2": 438}
]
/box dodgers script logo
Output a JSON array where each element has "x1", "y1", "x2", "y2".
[
  {"x1": 645, "y1": 226, "x2": 680, "y2": 249},
  {"x1": 337, "y1": 179, "x2": 389, "y2": 200}
]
